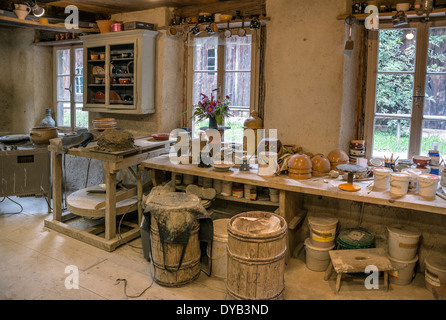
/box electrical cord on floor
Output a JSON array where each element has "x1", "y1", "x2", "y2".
[
  {"x1": 0, "y1": 196, "x2": 24, "y2": 214},
  {"x1": 114, "y1": 276, "x2": 154, "y2": 299},
  {"x1": 118, "y1": 202, "x2": 143, "y2": 250}
]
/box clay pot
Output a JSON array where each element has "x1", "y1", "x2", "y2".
[
  {"x1": 327, "y1": 149, "x2": 349, "y2": 163},
  {"x1": 243, "y1": 111, "x2": 263, "y2": 129},
  {"x1": 29, "y1": 126, "x2": 58, "y2": 145},
  {"x1": 312, "y1": 155, "x2": 331, "y2": 174},
  {"x1": 288, "y1": 154, "x2": 312, "y2": 170}
]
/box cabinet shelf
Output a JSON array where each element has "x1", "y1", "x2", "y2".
[
  {"x1": 337, "y1": 8, "x2": 446, "y2": 21},
  {"x1": 81, "y1": 30, "x2": 157, "y2": 114}
]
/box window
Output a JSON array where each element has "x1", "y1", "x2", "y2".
[
  {"x1": 186, "y1": 29, "x2": 261, "y2": 143},
  {"x1": 53, "y1": 46, "x2": 88, "y2": 130},
  {"x1": 365, "y1": 22, "x2": 446, "y2": 160}
]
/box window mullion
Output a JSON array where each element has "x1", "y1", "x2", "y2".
[
  {"x1": 409, "y1": 23, "x2": 430, "y2": 157},
  {"x1": 217, "y1": 39, "x2": 225, "y2": 101}
]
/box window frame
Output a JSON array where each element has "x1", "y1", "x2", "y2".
[
  {"x1": 184, "y1": 28, "x2": 261, "y2": 131},
  {"x1": 52, "y1": 44, "x2": 86, "y2": 132},
  {"x1": 364, "y1": 19, "x2": 446, "y2": 160}
]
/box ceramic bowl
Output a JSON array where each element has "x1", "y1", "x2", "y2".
[
  {"x1": 152, "y1": 133, "x2": 170, "y2": 141},
  {"x1": 29, "y1": 126, "x2": 58, "y2": 145},
  {"x1": 288, "y1": 154, "x2": 312, "y2": 170},
  {"x1": 327, "y1": 149, "x2": 349, "y2": 163},
  {"x1": 288, "y1": 172, "x2": 312, "y2": 180},
  {"x1": 119, "y1": 78, "x2": 131, "y2": 84},
  {"x1": 212, "y1": 162, "x2": 233, "y2": 172},
  {"x1": 413, "y1": 155, "x2": 431, "y2": 168},
  {"x1": 311, "y1": 155, "x2": 331, "y2": 173}
]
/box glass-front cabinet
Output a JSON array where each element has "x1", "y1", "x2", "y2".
[{"x1": 80, "y1": 30, "x2": 157, "y2": 114}]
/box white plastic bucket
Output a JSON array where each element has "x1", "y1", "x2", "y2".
[
  {"x1": 387, "y1": 224, "x2": 421, "y2": 261},
  {"x1": 388, "y1": 255, "x2": 418, "y2": 286},
  {"x1": 425, "y1": 254, "x2": 446, "y2": 297},
  {"x1": 390, "y1": 173, "x2": 410, "y2": 198},
  {"x1": 308, "y1": 215, "x2": 339, "y2": 248},
  {"x1": 210, "y1": 218, "x2": 230, "y2": 279},
  {"x1": 304, "y1": 238, "x2": 335, "y2": 272},
  {"x1": 418, "y1": 174, "x2": 439, "y2": 200},
  {"x1": 373, "y1": 167, "x2": 392, "y2": 191},
  {"x1": 401, "y1": 168, "x2": 422, "y2": 192}
]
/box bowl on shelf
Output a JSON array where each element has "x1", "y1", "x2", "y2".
[
  {"x1": 211, "y1": 162, "x2": 233, "y2": 172},
  {"x1": 220, "y1": 14, "x2": 233, "y2": 22},
  {"x1": 90, "y1": 54, "x2": 99, "y2": 60},
  {"x1": 119, "y1": 78, "x2": 131, "y2": 84},
  {"x1": 413, "y1": 155, "x2": 431, "y2": 168},
  {"x1": 151, "y1": 133, "x2": 171, "y2": 141},
  {"x1": 92, "y1": 118, "x2": 117, "y2": 131}
]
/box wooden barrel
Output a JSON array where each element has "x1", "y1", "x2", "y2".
[
  {"x1": 150, "y1": 216, "x2": 201, "y2": 287},
  {"x1": 226, "y1": 211, "x2": 287, "y2": 300}
]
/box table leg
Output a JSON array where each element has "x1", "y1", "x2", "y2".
[
  {"x1": 335, "y1": 273, "x2": 342, "y2": 294},
  {"x1": 324, "y1": 261, "x2": 334, "y2": 281},
  {"x1": 137, "y1": 165, "x2": 143, "y2": 224},
  {"x1": 51, "y1": 151, "x2": 63, "y2": 221},
  {"x1": 104, "y1": 161, "x2": 117, "y2": 240},
  {"x1": 384, "y1": 271, "x2": 389, "y2": 291}
]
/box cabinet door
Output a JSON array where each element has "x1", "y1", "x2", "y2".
[
  {"x1": 107, "y1": 40, "x2": 137, "y2": 110},
  {"x1": 84, "y1": 45, "x2": 106, "y2": 107}
]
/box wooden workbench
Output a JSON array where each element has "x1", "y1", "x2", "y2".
[
  {"x1": 44, "y1": 137, "x2": 171, "y2": 251},
  {"x1": 140, "y1": 155, "x2": 446, "y2": 260}
]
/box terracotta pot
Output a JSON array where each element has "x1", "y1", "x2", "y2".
[
  {"x1": 311, "y1": 155, "x2": 331, "y2": 173},
  {"x1": 29, "y1": 126, "x2": 58, "y2": 145},
  {"x1": 327, "y1": 149, "x2": 349, "y2": 163}
]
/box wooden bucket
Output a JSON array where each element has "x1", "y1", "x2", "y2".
[
  {"x1": 226, "y1": 211, "x2": 287, "y2": 300},
  {"x1": 150, "y1": 216, "x2": 201, "y2": 287}
]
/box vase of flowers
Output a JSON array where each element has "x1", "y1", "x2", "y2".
[{"x1": 191, "y1": 93, "x2": 232, "y2": 129}]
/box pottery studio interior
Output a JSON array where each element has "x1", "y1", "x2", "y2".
[{"x1": 0, "y1": 0, "x2": 446, "y2": 304}]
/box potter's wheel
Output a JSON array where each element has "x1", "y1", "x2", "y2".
[{"x1": 0, "y1": 134, "x2": 30, "y2": 144}]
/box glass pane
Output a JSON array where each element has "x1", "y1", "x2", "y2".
[
  {"x1": 57, "y1": 49, "x2": 70, "y2": 75},
  {"x1": 75, "y1": 103, "x2": 88, "y2": 128},
  {"x1": 74, "y1": 48, "x2": 83, "y2": 102},
  {"x1": 225, "y1": 35, "x2": 252, "y2": 71},
  {"x1": 421, "y1": 120, "x2": 446, "y2": 155},
  {"x1": 224, "y1": 72, "x2": 251, "y2": 108},
  {"x1": 57, "y1": 102, "x2": 71, "y2": 127},
  {"x1": 427, "y1": 27, "x2": 446, "y2": 73},
  {"x1": 57, "y1": 76, "x2": 71, "y2": 101},
  {"x1": 424, "y1": 74, "x2": 446, "y2": 116},
  {"x1": 375, "y1": 73, "x2": 414, "y2": 115},
  {"x1": 193, "y1": 36, "x2": 218, "y2": 71},
  {"x1": 372, "y1": 118, "x2": 411, "y2": 159},
  {"x1": 378, "y1": 29, "x2": 416, "y2": 72}
]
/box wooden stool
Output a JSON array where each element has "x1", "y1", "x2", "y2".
[{"x1": 324, "y1": 248, "x2": 394, "y2": 294}]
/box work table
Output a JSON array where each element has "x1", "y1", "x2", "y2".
[{"x1": 141, "y1": 155, "x2": 446, "y2": 216}]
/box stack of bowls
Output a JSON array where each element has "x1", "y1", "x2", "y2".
[
  {"x1": 327, "y1": 149, "x2": 349, "y2": 171},
  {"x1": 288, "y1": 154, "x2": 312, "y2": 179},
  {"x1": 311, "y1": 155, "x2": 331, "y2": 177},
  {"x1": 349, "y1": 140, "x2": 366, "y2": 164},
  {"x1": 93, "y1": 118, "x2": 117, "y2": 131}
]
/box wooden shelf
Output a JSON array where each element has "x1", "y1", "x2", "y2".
[
  {"x1": 337, "y1": 8, "x2": 446, "y2": 21},
  {"x1": 161, "y1": 17, "x2": 270, "y2": 31},
  {"x1": 34, "y1": 39, "x2": 83, "y2": 46},
  {"x1": 0, "y1": 12, "x2": 98, "y2": 33}
]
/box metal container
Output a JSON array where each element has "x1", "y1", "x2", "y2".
[
  {"x1": 123, "y1": 21, "x2": 155, "y2": 30},
  {"x1": 111, "y1": 23, "x2": 123, "y2": 32}
]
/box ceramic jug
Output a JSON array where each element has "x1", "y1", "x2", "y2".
[{"x1": 13, "y1": 4, "x2": 31, "y2": 20}]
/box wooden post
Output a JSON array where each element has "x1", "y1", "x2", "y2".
[
  {"x1": 104, "y1": 161, "x2": 117, "y2": 240},
  {"x1": 51, "y1": 151, "x2": 63, "y2": 221}
]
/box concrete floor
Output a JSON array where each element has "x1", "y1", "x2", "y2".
[{"x1": 0, "y1": 196, "x2": 440, "y2": 301}]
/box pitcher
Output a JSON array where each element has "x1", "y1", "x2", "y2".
[{"x1": 13, "y1": 4, "x2": 31, "y2": 20}]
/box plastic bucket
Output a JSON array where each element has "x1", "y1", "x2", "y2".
[
  {"x1": 425, "y1": 254, "x2": 446, "y2": 298},
  {"x1": 401, "y1": 168, "x2": 422, "y2": 192},
  {"x1": 304, "y1": 238, "x2": 334, "y2": 272},
  {"x1": 337, "y1": 228, "x2": 375, "y2": 250},
  {"x1": 373, "y1": 167, "x2": 392, "y2": 191},
  {"x1": 388, "y1": 254, "x2": 418, "y2": 286},
  {"x1": 390, "y1": 173, "x2": 410, "y2": 198},
  {"x1": 387, "y1": 224, "x2": 421, "y2": 261},
  {"x1": 308, "y1": 215, "x2": 339, "y2": 248},
  {"x1": 209, "y1": 218, "x2": 230, "y2": 279},
  {"x1": 418, "y1": 174, "x2": 439, "y2": 200}
]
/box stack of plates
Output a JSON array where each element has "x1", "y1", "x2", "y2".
[{"x1": 93, "y1": 118, "x2": 117, "y2": 131}]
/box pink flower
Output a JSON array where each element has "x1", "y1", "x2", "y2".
[{"x1": 205, "y1": 104, "x2": 215, "y2": 114}]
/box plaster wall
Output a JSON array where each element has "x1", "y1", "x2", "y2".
[
  {"x1": 264, "y1": 0, "x2": 357, "y2": 156},
  {"x1": 0, "y1": 27, "x2": 53, "y2": 134}
]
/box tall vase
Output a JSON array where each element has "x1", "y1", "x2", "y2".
[
  {"x1": 40, "y1": 108, "x2": 56, "y2": 127},
  {"x1": 208, "y1": 116, "x2": 218, "y2": 129}
]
